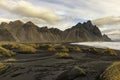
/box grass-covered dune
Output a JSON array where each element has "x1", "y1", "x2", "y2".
[{"x1": 99, "y1": 62, "x2": 120, "y2": 80}]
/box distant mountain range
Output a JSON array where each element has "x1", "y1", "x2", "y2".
[{"x1": 0, "y1": 20, "x2": 111, "y2": 42}]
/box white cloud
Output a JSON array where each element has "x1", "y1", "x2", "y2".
[
  {"x1": 92, "y1": 16, "x2": 120, "y2": 26},
  {"x1": 1, "y1": 0, "x2": 120, "y2": 30},
  {"x1": 0, "y1": 0, "x2": 63, "y2": 24},
  {"x1": 0, "y1": 18, "x2": 11, "y2": 22},
  {"x1": 47, "y1": 0, "x2": 120, "y2": 19}
]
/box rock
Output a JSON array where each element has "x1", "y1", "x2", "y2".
[
  {"x1": 103, "y1": 34, "x2": 111, "y2": 41},
  {"x1": 0, "y1": 28, "x2": 15, "y2": 41},
  {"x1": 56, "y1": 66, "x2": 86, "y2": 80}
]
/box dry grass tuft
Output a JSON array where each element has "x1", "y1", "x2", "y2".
[
  {"x1": 0, "y1": 46, "x2": 15, "y2": 57},
  {"x1": 1, "y1": 43, "x2": 37, "y2": 53},
  {"x1": 48, "y1": 47, "x2": 56, "y2": 52},
  {"x1": 102, "y1": 48, "x2": 117, "y2": 56},
  {"x1": 17, "y1": 44, "x2": 37, "y2": 53},
  {"x1": 55, "y1": 52, "x2": 73, "y2": 59},
  {"x1": 84, "y1": 48, "x2": 117, "y2": 56},
  {"x1": 61, "y1": 46, "x2": 69, "y2": 52},
  {"x1": 0, "y1": 62, "x2": 10, "y2": 75},
  {"x1": 4, "y1": 58, "x2": 16, "y2": 62},
  {"x1": 73, "y1": 46, "x2": 81, "y2": 52}
]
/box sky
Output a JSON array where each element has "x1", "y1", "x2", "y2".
[{"x1": 0, "y1": 0, "x2": 120, "y2": 30}]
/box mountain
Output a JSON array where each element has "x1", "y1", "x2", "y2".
[
  {"x1": 102, "y1": 29, "x2": 120, "y2": 41},
  {"x1": 0, "y1": 20, "x2": 111, "y2": 42},
  {"x1": 63, "y1": 21, "x2": 107, "y2": 41},
  {"x1": 92, "y1": 16, "x2": 120, "y2": 41}
]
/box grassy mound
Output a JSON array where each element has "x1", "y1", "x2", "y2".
[
  {"x1": 61, "y1": 46, "x2": 69, "y2": 52},
  {"x1": 0, "y1": 46, "x2": 15, "y2": 57},
  {"x1": 0, "y1": 62, "x2": 10, "y2": 75},
  {"x1": 84, "y1": 48, "x2": 117, "y2": 56},
  {"x1": 2, "y1": 43, "x2": 37, "y2": 53},
  {"x1": 99, "y1": 62, "x2": 120, "y2": 80},
  {"x1": 4, "y1": 58, "x2": 16, "y2": 62},
  {"x1": 48, "y1": 47, "x2": 56, "y2": 52},
  {"x1": 102, "y1": 48, "x2": 117, "y2": 56},
  {"x1": 15, "y1": 44, "x2": 37, "y2": 53},
  {"x1": 55, "y1": 52, "x2": 73, "y2": 59},
  {"x1": 73, "y1": 46, "x2": 81, "y2": 52},
  {"x1": 28, "y1": 44, "x2": 40, "y2": 48}
]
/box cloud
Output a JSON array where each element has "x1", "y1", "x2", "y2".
[
  {"x1": 0, "y1": 18, "x2": 11, "y2": 22},
  {"x1": 92, "y1": 16, "x2": 120, "y2": 26},
  {"x1": 0, "y1": 0, "x2": 63, "y2": 24},
  {"x1": 46, "y1": 0, "x2": 120, "y2": 19},
  {"x1": 0, "y1": 17, "x2": 47, "y2": 25},
  {"x1": 1, "y1": 0, "x2": 120, "y2": 30},
  {"x1": 0, "y1": 0, "x2": 11, "y2": 11}
]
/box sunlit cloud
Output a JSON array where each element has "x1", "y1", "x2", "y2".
[
  {"x1": 0, "y1": 0, "x2": 63, "y2": 24},
  {"x1": 92, "y1": 16, "x2": 120, "y2": 26},
  {"x1": 0, "y1": 0, "x2": 120, "y2": 30}
]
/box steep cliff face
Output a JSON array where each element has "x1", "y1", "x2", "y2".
[
  {"x1": 0, "y1": 28, "x2": 15, "y2": 41},
  {"x1": 0, "y1": 20, "x2": 111, "y2": 42},
  {"x1": 63, "y1": 21, "x2": 106, "y2": 42}
]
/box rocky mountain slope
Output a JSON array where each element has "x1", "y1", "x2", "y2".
[
  {"x1": 92, "y1": 16, "x2": 120, "y2": 41},
  {"x1": 0, "y1": 20, "x2": 111, "y2": 42}
]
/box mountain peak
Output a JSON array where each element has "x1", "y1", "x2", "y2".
[
  {"x1": 73, "y1": 20, "x2": 93, "y2": 29},
  {"x1": 83, "y1": 20, "x2": 92, "y2": 25},
  {"x1": 24, "y1": 21, "x2": 36, "y2": 26},
  {"x1": 14, "y1": 20, "x2": 23, "y2": 23},
  {"x1": 9, "y1": 20, "x2": 24, "y2": 25},
  {"x1": 0, "y1": 22, "x2": 9, "y2": 28},
  {"x1": 75, "y1": 22, "x2": 82, "y2": 27},
  {"x1": 0, "y1": 22, "x2": 8, "y2": 26},
  {"x1": 26, "y1": 21, "x2": 34, "y2": 24}
]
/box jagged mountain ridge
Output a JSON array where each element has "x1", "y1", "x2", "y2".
[{"x1": 0, "y1": 20, "x2": 111, "y2": 42}]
